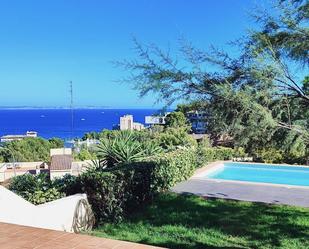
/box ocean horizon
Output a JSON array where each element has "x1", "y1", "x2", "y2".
[{"x1": 0, "y1": 108, "x2": 161, "y2": 139}]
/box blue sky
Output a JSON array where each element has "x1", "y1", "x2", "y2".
[{"x1": 0, "y1": 0, "x2": 267, "y2": 108}]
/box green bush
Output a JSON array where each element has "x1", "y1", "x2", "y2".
[
  {"x1": 9, "y1": 147, "x2": 197, "y2": 224},
  {"x1": 74, "y1": 148, "x2": 97, "y2": 161},
  {"x1": 78, "y1": 169, "x2": 128, "y2": 223},
  {"x1": 27, "y1": 188, "x2": 65, "y2": 205},
  {"x1": 254, "y1": 148, "x2": 284, "y2": 164},
  {"x1": 9, "y1": 173, "x2": 64, "y2": 204},
  {"x1": 52, "y1": 174, "x2": 82, "y2": 196},
  {"x1": 77, "y1": 148, "x2": 197, "y2": 224},
  {"x1": 233, "y1": 147, "x2": 247, "y2": 157},
  {"x1": 9, "y1": 173, "x2": 52, "y2": 199},
  {"x1": 197, "y1": 146, "x2": 234, "y2": 167},
  {"x1": 154, "y1": 128, "x2": 197, "y2": 150},
  {"x1": 148, "y1": 148, "x2": 197, "y2": 192}
]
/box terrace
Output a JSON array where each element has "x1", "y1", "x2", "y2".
[{"x1": 0, "y1": 222, "x2": 164, "y2": 249}]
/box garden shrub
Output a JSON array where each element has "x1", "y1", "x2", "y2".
[
  {"x1": 233, "y1": 147, "x2": 247, "y2": 157},
  {"x1": 148, "y1": 148, "x2": 197, "y2": 192},
  {"x1": 154, "y1": 127, "x2": 197, "y2": 150},
  {"x1": 78, "y1": 169, "x2": 128, "y2": 223},
  {"x1": 9, "y1": 173, "x2": 52, "y2": 199},
  {"x1": 197, "y1": 146, "x2": 234, "y2": 167},
  {"x1": 76, "y1": 148, "x2": 197, "y2": 224},
  {"x1": 8, "y1": 148, "x2": 198, "y2": 224},
  {"x1": 27, "y1": 187, "x2": 65, "y2": 205},
  {"x1": 254, "y1": 148, "x2": 284, "y2": 164},
  {"x1": 52, "y1": 174, "x2": 82, "y2": 196},
  {"x1": 9, "y1": 173, "x2": 62, "y2": 204}
]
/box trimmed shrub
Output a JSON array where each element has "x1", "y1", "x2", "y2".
[
  {"x1": 148, "y1": 148, "x2": 197, "y2": 192},
  {"x1": 77, "y1": 148, "x2": 197, "y2": 224},
  {"x1": 78, "y1": 170, "x2": 127, "y2": 223},
  {"x1": 197, "y1": 146, "x2": 234, "y2": 167}
]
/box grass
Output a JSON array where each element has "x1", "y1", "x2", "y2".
[{"x1": 90, "y1": 193, "x2": 309, "y2": 249}]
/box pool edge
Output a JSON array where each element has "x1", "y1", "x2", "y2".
[{"x1": 192, "y1": 161, "x2": 309, "y2": 190}]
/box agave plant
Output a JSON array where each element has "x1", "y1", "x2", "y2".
[{"x1": 96, "y1": 131, "x2": 154, "y2": 169}]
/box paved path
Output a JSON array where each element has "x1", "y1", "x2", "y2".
[
  {"x1": 0, "y1": 222, "x2": 165, "y2": 249},
  {"x1": 172, "y1": 178, "x2": 309, "y2": 207}
]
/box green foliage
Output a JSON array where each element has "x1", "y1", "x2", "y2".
[
  {"x1": 176, "y1": 101, "x2": 208, "y2": 114},
  {"x1": 0, "y1": 137, "x2": 64, "y2": 162},
  {"x1": 52, "y1": 174, "x2": 82, "y2": 196},
  {"x1": 165, "y1": 111, "x2": 191, "y2": 132},
  {"x1": 254, "y1": 147, "x2": 284, "y2": 164},
  {"x1": 27, "y1": 188, "x2": 65, "y2": 205},
  {"x1": 82, "y1": 131, "x2": 101, "y2": 140},
  {"x1": 8, "y1": 173, "x2": 61, "y2": 204},
  {"x1": 148, "y1": 148, "x2": 197, "y2": 192},
  {"x1": 78, "y1": 170, "x2": 127, "y2": 223},
  {"x1": 77, "y1": 148, "x2": 197, "y2": 224},
  {"x1": 74, "y1": 148, "x2": 97, "y2": 161},
  {"x1": 118, "y1": 0, "x2": 309, "y2": 165},
  {"x1": 197, "y1": 146, "x2": 235, "y2": 167},
  {"x1": 96, "y1": 131, "x2": 162, "y2": 169},
  {"x1": 154, "y1": 127, "x2": 197, "y2": 150},
  {"x1": 9, "y1": 173, "x2": 80, "y2": 205},
  {"x1": 48, "y1": 138, "x2": 65, "y2": 148},
  {"x1": 9, "y1": 174, "x2": 52, "y2": 199},
  {"x1": 198, "y1": 136, "x2": 212, "y2": 148},
  {"x1": 233, "y1": 147, "x2": 247, "y2": 157}
]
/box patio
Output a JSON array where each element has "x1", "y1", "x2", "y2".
[
  {"x1": 172, "y1": 177, "x2": 309, "y2": 207},
  {"x1": 0, "y1": 222, "x2": 165, "y2": 249}
]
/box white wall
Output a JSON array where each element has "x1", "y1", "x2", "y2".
[
  {"x1": 50, "y1": 148, "x2": 72, "y2": 156},
  {"x1": 0, "y1": 186, "x2": 94, "y2": 233}
]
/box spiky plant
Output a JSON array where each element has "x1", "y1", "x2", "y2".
[{"x1": 96, "y1": 131, "x2": 160, "y2": 169}]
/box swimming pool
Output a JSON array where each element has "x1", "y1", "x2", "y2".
[{"x1": 200, "y1": 162, "x2": 309, "y2": 187}]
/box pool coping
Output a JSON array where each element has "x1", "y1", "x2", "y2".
[{"x1": 192, "y1": 161, "x2": 309, "y2": 190}]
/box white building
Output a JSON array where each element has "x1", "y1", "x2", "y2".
[
  {"x1": 0, "y1": 131, "x2": 38, "y2": 142},
  {"x1": 119, "y1": 115, "x2": 145, "y2": 131},
  {"x1": 145, "y1": 115, "x2": 167, "y2": 125}
]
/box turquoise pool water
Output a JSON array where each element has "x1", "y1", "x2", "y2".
[{"x1": 205, "y1": 163, "x2": 309, "y2": 187}]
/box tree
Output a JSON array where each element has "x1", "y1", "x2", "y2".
[
  {"x1": 118, "y1": 0, "x2": 309, "y2": 162},
  {"x1": 0, "y1": 137, "x2": 64, "y2": 162},
  {"x1": 176, "y1": 101, "x2": 208, "y2": 114},
  {"x1": 165, "y1": 111, "x2": 191, "y2": 132}
]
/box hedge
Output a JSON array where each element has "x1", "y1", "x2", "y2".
[
  {"x1": 9, "y1": 148, "x2": 198, "y2": 225},
  {"x1": 197, "y1": 146, "x2": 234, "y2": 167},
  {"x1": 148, "y1": 148, "x2": 197, "y2": 192},
  {"x1": 76, "y1": 148, "x2": 197, "y2": 224}
]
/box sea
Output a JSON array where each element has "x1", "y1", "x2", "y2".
[{"x1": 0, "y1": 108, "x2": 159, "y2": 140}]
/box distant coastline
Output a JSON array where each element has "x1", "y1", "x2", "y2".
[{"x1": 0, "y1": 106, "x2": 161, "y2": 110}]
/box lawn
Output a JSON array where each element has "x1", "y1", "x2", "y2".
[{"x1": 90, "y1": 193, "x2": 309, "y2": 249}]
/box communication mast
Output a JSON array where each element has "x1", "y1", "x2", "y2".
[{"x1": 70, "y1": 81, "x2": 74, "y2": 140}]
